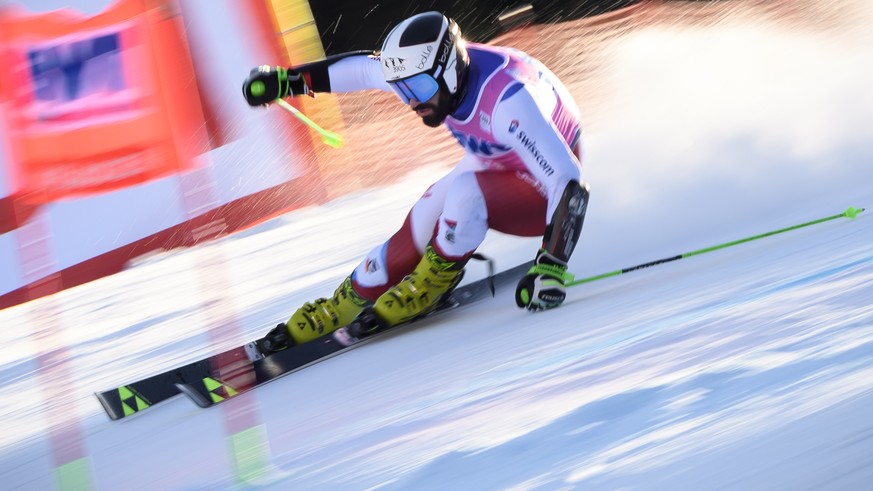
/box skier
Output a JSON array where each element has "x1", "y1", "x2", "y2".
[{"x1": 242, "y1": 11, "x2": 589, "y2": 348}]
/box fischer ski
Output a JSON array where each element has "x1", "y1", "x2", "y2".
[
  {"x1": 95, "y1": 344, "x2": 256, "y2": 420},
  {"x1": 96, "y1": 260, "x2": 528, "y2": 420}
]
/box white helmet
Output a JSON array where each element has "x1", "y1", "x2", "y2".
[{"x1": 380, "y1": 12, "x2": 469, "y2": 105}]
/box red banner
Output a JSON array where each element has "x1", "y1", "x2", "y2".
[{"x1": 0, "y1": 0, "x2": 208, "y2": 205}]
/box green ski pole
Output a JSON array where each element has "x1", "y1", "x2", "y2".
[
  {"x1": 275, "y1": 98, "x2": 344, "y2": 148},
  {"x1": 568, "y1": 206, "x2": 865, "y2": 287}
]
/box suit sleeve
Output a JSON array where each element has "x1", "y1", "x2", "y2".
[{"x1": 295, "y1": 52, "x2": 393, "y2": 94}]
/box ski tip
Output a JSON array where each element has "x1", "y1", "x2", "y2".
[
  {"x1": 175, "y1": 382, "x2": 213, "y2": 408},
  {"x1": 94, "y1": 392, "x2": 124, "y2": 421},
  {"x1": 95, "y1": 385, "x2": 154, "y2": 420},
  {"x1": 844, "y1": 206, "x2": 865, "y2": 218}
]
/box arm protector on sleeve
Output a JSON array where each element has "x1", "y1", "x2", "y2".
[{"x1": 543, "y1": 180, "x2": 590, "y2": 263}]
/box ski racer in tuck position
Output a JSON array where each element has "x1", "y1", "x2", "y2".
[{"x1": 242, "y1": 11, "x2": 590, "y2": 348}]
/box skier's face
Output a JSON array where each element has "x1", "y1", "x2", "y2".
[{"x1": 409, "y1": 88, "x2": 451, "y2": 127}]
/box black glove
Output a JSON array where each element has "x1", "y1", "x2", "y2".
[
  {"x1": 241, "y1": 66, "x2": 309, "y2": 106},
  {"x1": 515, "y1": 249, "x2": 573, "y2": 311}
]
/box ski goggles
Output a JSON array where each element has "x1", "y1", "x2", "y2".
[{"x1": 388, "y1": 73, "x2": 440, "y2": 104}]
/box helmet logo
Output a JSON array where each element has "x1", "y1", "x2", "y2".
[
  {"x1": 384, "y1": 57, "x2": 405, "y2": 68},
  {"x1": 384, "y1": 57, "x2": 406, "y2": 74},
  {"x1": 416, "y1": 45, "x2": 434, "y2": 70},
  {"x1": 439, "y1": 32, "x2": 454, "y2": 64}
]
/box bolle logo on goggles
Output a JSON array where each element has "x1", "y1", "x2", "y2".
[{"x1": 416, "y1": 45, "x2": 434, "y2": 70}]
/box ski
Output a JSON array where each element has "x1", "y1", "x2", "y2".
[
  {"x1": 96, "y1": 261, "x2": 529, "y2": 419},
  {"x1": 95, "y1": 344, "x2": 254, "y2": 420},
  {"x1": 174, "y1": 261, "x2": 527, "y2": 408}
]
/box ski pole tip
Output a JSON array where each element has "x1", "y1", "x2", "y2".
[
  {"x1": 323, "y1": 134, "x2": 344, "y2": 148},
  {"x1": 844, "y1": 206, "x2": 865, "y2": 218}
]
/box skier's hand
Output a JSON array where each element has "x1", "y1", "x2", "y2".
[
  {"x1": 515, "y1": 249, "x2": 573, "y2": 311},
  {"x1": 242, "y1": 66, "x2": 309, "y2": 106}
]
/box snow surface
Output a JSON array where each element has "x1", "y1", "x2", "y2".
[{"x1": 3, "y1": 5, "x2": 873, "y2": 490}]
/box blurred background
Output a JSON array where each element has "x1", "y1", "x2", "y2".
[
  {"x1": 2, "y1": 1, "x2": 872, "y2": 489},
  {"x1": 3, "y1": 0, "x2": 847, "y2": 311}
]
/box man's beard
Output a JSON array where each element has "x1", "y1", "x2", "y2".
[
  {"x1": 417, "y1": 90, "x2": 452, "y2": 127},
  {"x1": 421, "y1": 106, "x2": 449, "y2": 127}
]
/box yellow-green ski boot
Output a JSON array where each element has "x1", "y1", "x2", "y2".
[
  {"x1": 372, "y1": 245, "x2": 465, "y2": 327},
  {"x1": 284, "y1": 276, "x2": 370, "y2": 345}
]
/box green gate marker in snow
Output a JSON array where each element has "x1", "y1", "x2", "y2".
[
  {"x1": 55, "y1": 458, "x2": 92, "y2": 490},
  {"x1": 568, "y1": 206, "x2": 865, "y2": 287},
  {"x1": 229, "y1": 425, "x2": 272, "y2": 485}
]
